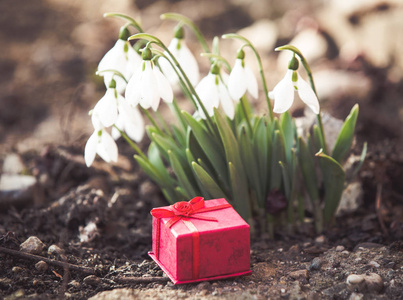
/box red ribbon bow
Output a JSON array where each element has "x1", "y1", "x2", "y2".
[{"x1": 150, "y1": 197, "x2": 231, "y2": 279}]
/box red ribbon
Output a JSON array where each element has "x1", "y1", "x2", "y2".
[{"x1": 150, "y1": 197, "x2": 231, "y2": 279}]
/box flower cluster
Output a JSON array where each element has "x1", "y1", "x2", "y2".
[{"x1": 85, "y1": 13, "x2": 364, "y2": 235}]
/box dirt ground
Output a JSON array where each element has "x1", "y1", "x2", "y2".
[{"x1": 1, "y1": 0, "x2": 403, "y2": 299}]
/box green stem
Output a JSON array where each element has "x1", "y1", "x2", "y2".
[
  {"x1": 240, "y1": 96, "x2": 253, "y2": 134},
  {"x1": 275, "y1": 45, "x2": 328, "y2": 154},
  {"x1": 113, "y1": 125, "x2": 147, "y2": 160},
  {"x1": 96, "y1": 69, "x2": 128, "y2": 83},
  {"x1": 160, "y1": 13, "x2": 210, "y2": 53},
  {"x1": 104, "y1": 13, "x2": 144, "y2": 33},
  {"x1": 141, "y1": 107, "x2": 164, "y2": 136},
  {"x1": 222, "y1": 34, "x2": 274, "y2": 121}
]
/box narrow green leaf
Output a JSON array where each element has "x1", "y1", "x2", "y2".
[
  {"x1": 168, "y1": 150, "x2": 195, "y2": 198},
  {"x1": 332, "y1": 104, "x2": 359, "y2": 163},
  {"x1": 270, "y1": 130, "x2": 286, "y2": 190},
  {"x1": 146, "y1": 143, "x2": 174, "y2": 186},
  {"x1": 316, "y1": 150, "x2": 346, "y2": 223},
  {"x1": 279, "y1": 161, "x2": 291, "y2": 199},
  {"x1": 297, "y1": 137, "x2": 319, "y2": 202},
  {"x1": 280, "y1": 111, "x2": 295, "y2": 163},
  {"x1": 351, "y1": 142, "x2": 367, "y2": 179},
  {"x1": 253, "y1": 117, "x2": 270, "y2": 196},
  {"x1": 229, "y1": 162, "x2": 250, "y2": 220},
  {"x1": 191, "y1": 162, "x2": 228, "y2": 199},
  {"x1": 240, "y1": 126, "x2": 263, "y2": 206},
  {"x1": 182, "y1": 111, "x2": 228, "y2": 182}
]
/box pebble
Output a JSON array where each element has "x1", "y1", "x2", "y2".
[
  {"x1": 335, "y1": 245, "x2": 345, "y2": 252},
  {"x1": 20, "y1": 236, "x2": 46, "y2": 255},
  {"x1": 48, "y1": 245, "x2": 65, "y2": 256},
  {"x1": 368, "y1": 261, "x2": 380, "y2": 268},
  {"x1": 12, "y1": 266, "x2": 23, "y2": 273},
  {"x1": 309, "y1": 257, "x2": 323, "y2": 271},
  {"x1": 68, "y1": 280, "x2": 80, "y2": 288},
  {"x1": 83, "y1": 275, "x2": 102, "y2": 286},
  {"x1": 315, "y1": 235, "x2": 326, "y2": 244},
  {"x1": 289, "y1": 269, "x2": 309, "y2": 280},
  {"x1": 346, "y1": 273, "x2": 383, "y2": 293},
  {"x1": 195, "y1": 281, "x2": 211, "y2": 291},
  {"x1": 349, "y1": 292, "x2": 364, "y2": 300},
  {"x1": 35, "y1": 261, "x2": 48, "y2": 272}
]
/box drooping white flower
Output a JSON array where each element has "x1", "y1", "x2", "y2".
[
  {"x1": 125, "y1": 48, "x2": 173, "y2": 111},
  {"x1": 159, "y1": 38, "x2": 200, "y2": 87},
  {"x1": 269, "y1": 69, "x2": 320, "y2": 114},
  {"x1": 228, "y1": 57, "x2": 258, "y2": 101},
  {"x1": 195, "y1": 65, "x2": 234, "y2": 119},
  {"x1": 112, "y1": 97, "x2": 144, "y2": 142},
  {"x1": 98, "y1": 39, "x2": 141, "y2": 93},
  {"x1": 92, "y1": 87, "x2": 119, "y2": 128},
  {"x1": 84, "y1": 113, "x2": 118, "y2": 167}
]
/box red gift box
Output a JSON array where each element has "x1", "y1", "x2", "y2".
[{"x1": 149, "y1": 197, "x2": 252, "y2": 284}]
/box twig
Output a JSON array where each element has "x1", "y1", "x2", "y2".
[
  {"x1": 375, "y1": 183, "x2": 389, "y2": 236},
  {"x1": 0, "y1": 246, "x2": 95, "y2": 275},
  {"x1": 114, "y1": 276, "x2": 169, "y2": 284}
]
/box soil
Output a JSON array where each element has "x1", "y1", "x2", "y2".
[{"x1": 1, "y1": 0, "x2": 402, "y2": 299}]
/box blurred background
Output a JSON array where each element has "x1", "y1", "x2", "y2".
[{"x1": 0, "y1": 0, "x2": 402, "y2": 163}]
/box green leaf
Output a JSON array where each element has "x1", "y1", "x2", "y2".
[
  {"x1": 351, "y1": 142, "x2": 367, "y2": 179},
  {"x1": 332, "y1": 104, "x2": 359, "y2": 163},
  {"x1": 240, "y1": 126, "x2": 263, "y2": 206},
  {"x1": 146, "y1": 143, "x2": 175, "y2": 187},
  {"x1": 229, "y1": 162, "x2": 250, "y2": 220},
  {"x1": 280, "y1": 111, "x2": 295, "y2": 163},
  {"x1": 191, "y1": 162, "x2": 228, "y2": 199},
  {"x1": 297, "y1": 137, "x2": 319, "y2": 202},
  {"x1": 182, "y1": 111, "x2": 228, "y2": 182},
  {"x1": 168, "y1": 150, "x2": 196, "y2": 198},
  {"x1": 270, "y1": 130, "x2": 286, "y2": 190},
  {"x1": 279, "y1": 161, "x2": 291, "y2": 199},
  {"x1": 316, "y1": 150, "x2": 346, "y2": 223},
  {"x1": 253, "y1": 117, "x2": 271, "y2": 196}
]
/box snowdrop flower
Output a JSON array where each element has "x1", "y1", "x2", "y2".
[
  {"x1": 228, "y1": 49, "x2": 258, "y2": 101},
  {"x1": 112, "y1": 97, "x2": 144, "y2": 142},
  {"x1": 159, "y1": 26, "x2": 199, "y2": 87},
  {"x1": 195, "y1": 63, "x2": 234, "y2": 119},
  {"x1": 269, "y1": 56, "x2": 319, "y2": 114},
  {"x1": 98, "y1": 27, "x2": 141, "y2": 93},
  {"x1": 84, "y1": 113, "x2": 118, "y2": 167},
  {"x1": 125, "y1": 47, "x2": 173, "y2": 111},
  {"x1": 92, "y1": 80, "x2": 119, "y2": 128}
]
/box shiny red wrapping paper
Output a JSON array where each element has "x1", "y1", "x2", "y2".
[{"x1": 149, "y1": 198, "x2": 251, "y2": 284}]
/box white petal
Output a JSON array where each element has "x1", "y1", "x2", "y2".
[
  {"x1": 93, "y1": 89, "x2": 118, "y2": 127},
  {"x1": 120, "y1": 100, "x2": 145, "y2": 142},
  {"x1": 84, "y1": 131, "x2": 99, "y2": 167},
  {"x1": 139, "y1": 62, "x2": 159, "y2": 109},
  {"x1": 97, "y1": 130, "x2": 118, "y2": 163},
  {"x1": 111, "y1": 115, "x2": 123, "y2": 140},
  {"x1": 158, "y1": 56, "x2": 177, "y2": 85},
  {"x1": 154, "y1": 67, "x2": 173, "y2": 103},
  {"x1": 177, "y1": 40, "x2": 200, "y2": 86},
  {"x1": 272, "y1": 70, "x2": 295, "y2": 114},
  {"x1": 91, "y1": 112, "x2": 104, "y2": 131},
  {"x1": 125, "y1": 69, "x2": 142, "y2": 107},
  {"x1": 297, "y1": 76, "x2": 320, "y2": 114},
  {"x1": 244, "y1": 65, "x2": 258, "y2": 99},
  {"x1": 228, "y1": 59, "x2": 247, "y2": 101},
  {"x1": 218, "y1": 80, "x2": 235, "y2": 119},
  {"x1": 195, "y1": 74, "x2": 220, "y2": 117}
]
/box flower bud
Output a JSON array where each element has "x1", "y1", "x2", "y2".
[
  {"x1": 142, "y1": 47, "x2": 153, "y2": 61},
  {"x1": 288, "y1": 56, "x2": 299, "y2": 71}
]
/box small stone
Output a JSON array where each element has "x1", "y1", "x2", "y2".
[
  {"x1": 342, "y1": 250, "x2": 350, "y2": 256},
  {"x1": 33, "y1": 279, "x2": 44, "y2": 286},
  {"x1": 349, "y1": 292, "x2": 364, "y2": 300},
  {"x1": 12, "y1": 266, "x2": 23, "y2": 273},
  {"x1": 83, "y1": 275, "x2": 102, "y2": 286},
  {"x1": 368, "y1": 261, "x2": 380, "y2": 268},
  {"x1": 315, "y1": 235, "x2": 326, "y2": 244},
  {"x1": 309, "y1": 257, "x2": 323, "y2": 271},
  {"x1": 20, "y1": 236, "x2": 46, "y2": 255},
  {"x1": 364, "y1": 273, "x2": 383, "y2": 293},
  {"x1": 289, "y1": 269, "x2": 309, "y2": 280},
  {"x1": 35, "y1": 261, "x2": 48, "y2": 272},
  {"x1": 48, "y1": 245, "x2": 65, "y2": 256},
  {"x1": 68, "y1": 280, "x2": 80, "y2": 288},
  {"x1": 335, "y1": 245, "x2": 345, "y2": 252},
  {"x1": 347, "y1": 274, "x2": 365, "y2": 285},
  {"x1": 280, "y1": 288, "x2": 286, "y2": 293},
  {"x1": 195, "y1": 281, "x2": 211, "y2": 291}
]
